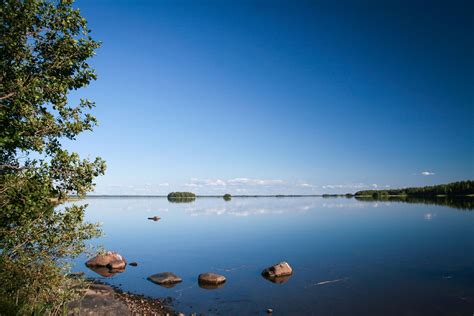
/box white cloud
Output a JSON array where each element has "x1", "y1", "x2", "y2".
[
  {"x1": 227, "y1": 178, "x2": 284, "y2": 186},
  {"x1": 322, "y1": 183, "x2": 368, "y2": 189},
  {"x1": 322, "y1": 183, "x2": 385, "y2": 191},
  {"x1": 421, "y1": 171, "x2": 435, "y2": 176},
  {"x1": 184, "y1": 178, "x2": 285, "y2": 186}
]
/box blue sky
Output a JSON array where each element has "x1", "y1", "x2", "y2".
[{"x1": 68, "y1": 0, "x2": 473, "y2": 195}]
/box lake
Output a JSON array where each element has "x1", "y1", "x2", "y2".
[{"x1": 72, "y1": 197, "x2": 474, "y2": 315}]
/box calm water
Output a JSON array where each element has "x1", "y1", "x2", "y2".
[{"x1": 72, "y1": 197, "x2": 474, "y2": 315}]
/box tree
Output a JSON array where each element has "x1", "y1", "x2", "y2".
[
  {"x1": 0, "y1": 0, "x2": 105, "y2": 313},
  {"x1": 223, "y1": 194, "x2": 231, "y2": 201}
]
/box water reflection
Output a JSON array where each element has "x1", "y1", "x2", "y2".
[
  {"x1": 73, "y1": 196, "x2": 474, "y2": 316},
  {"x1": 354, "y1": 196, "x2": 474, "y2": 210},
  {"x1": 167, "y1": 197, "x2": 196, "y2": 203},
  {"x1": 87, "y1": 266, "x2": 125, "y2": 278},
  {"x1": 198, "y1": 282, "x2": 225, "y2": 290}
]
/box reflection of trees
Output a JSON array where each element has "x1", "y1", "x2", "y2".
[
  {"x1": 354, "y1": 196, "x2": 473, "y2": 211},
  {"x1": 167, "y1": 197, "x2": 196, "y2": 203}
]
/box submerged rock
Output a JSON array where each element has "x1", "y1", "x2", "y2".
[
  {"x1": 262, "y1": 274, "x2": 292, "y2": 284},
  {"x1": 198, "y1": 273, "x2": 226, "y2": 285},
  {"x1": 148, "y1": 272, "x2": 182, "y2": 286},
  {"x1": 198, "y1": 282, "x2": 226, "y2": 290},
  {"x1": 86, "y1": 251, "x2": 127, "y2": 269},
  {"x1": 129, "y1": 262, "x2": 138, "y2": 267},
  {"x1": 262, "y1": 262, "x2": 293, "y2": 278}
]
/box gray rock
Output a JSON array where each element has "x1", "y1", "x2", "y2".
[
  {"x1": 148, "y1": 272, "x2": 182, "y2": 286},
  {"x1": 198, "y1": 273, "x2": 226, "y2": 285}
]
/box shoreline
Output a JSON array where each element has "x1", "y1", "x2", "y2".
[{"x1": 69, "y1": 280, "x2": 177, "y2": 315}]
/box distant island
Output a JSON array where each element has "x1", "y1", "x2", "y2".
[
  {"x1": 353, "y1": 180, "x2": 473, "y2": 198},
  {"x1": 167, "y1": 192, "x2": 196, "y2": 203}
]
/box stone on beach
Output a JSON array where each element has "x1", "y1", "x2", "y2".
[
  {"x1": 198, "y1": 273, "x2": 226, "y2": 285},
  {"x1": 261, "y1": 261, "x2": 293, "y2": 278},
  {"x1": 148, "y1": 272, "x2": 183, "y2": 286}
]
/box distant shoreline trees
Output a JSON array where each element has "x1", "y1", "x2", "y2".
[
  {"x1": 354, "y1": 180, "x2": 473, "y2": 198},
  {"x1": 223, "y1": 194, "x2": 232, "y2": 201}
]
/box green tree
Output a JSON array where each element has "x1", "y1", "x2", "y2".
[{"x1": 0, "y1": 0, "x2": 105, "y2": 313}]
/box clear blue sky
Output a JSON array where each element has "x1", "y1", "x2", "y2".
[{"x1": 68, "y1": 0, "x2": 473, "y2": 195}]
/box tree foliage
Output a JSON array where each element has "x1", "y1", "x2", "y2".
[{"x1": 0, "y1": 0, "x2": 105, "y2": 313}]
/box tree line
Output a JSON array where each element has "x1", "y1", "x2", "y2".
[{"x1": 355, "y1": 180, "x2": 474, "y2": 198}]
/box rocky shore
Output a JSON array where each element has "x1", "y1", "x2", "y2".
[{"x1": 69, "y1": 282, "x2": 176, "y2": 315}]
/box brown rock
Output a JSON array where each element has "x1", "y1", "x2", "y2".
[
  {"x1": 86, "y1": 251, "x2": 126, "y2": 268},
  {"x1": 262, "y1": 262, "x2": 293, "y2": 278},
  {"x1": 107, "y1": 260, "x2": 127, "y2": 270},
  {"x1": 198, "y1": 273, "x2": 226, "y2": 285}
]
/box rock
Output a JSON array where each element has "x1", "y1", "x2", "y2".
[
  {"x1": 148, "y1": 216, "x2": 161, "y2": 221},
  {"x1": 86, "y1": 251, "x2": 127, "y2": 268},
  {"x1": 148, "y1": 272, "x2": 182, "y2": 286},
  {"x1": 262, "y1": 261, "x2": 293, "y2": 278},
  {"x1": 267, "y1": 308, "x2": 273, "y2": 314},
  {"x1": 198, "y1": 273, "x2": 226, "y2": 285},
  {"x1": 129, "y1": 262, "x2": 138, "y2": 267},
  {"x1": 68, "y1": 283, "x2": 130, "y2": 315},
  {"x1": 107, "y1": 260, "x2": 127, "y2": 270},
  {"x1": 67, "y1": 272, "x2": 85, "y2": 278}
]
